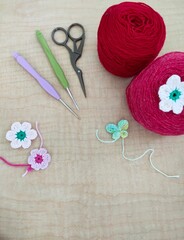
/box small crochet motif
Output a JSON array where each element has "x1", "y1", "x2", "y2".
[
  {"x1": 106, "y1": 120, "x2": 128, "y2": 140},
  {"x1": 28, "y1": 148, "x2": 51, "y2": 171},
  {"x1": 96, "y1": 119, "x2": 179, "y2": 179},
  {"x1": 22, "y1": 122, "x2": 51, "y2": 176},
  {"x1": 6, "y1": 122, "x2": 37, "y2": 149},
  {"x1": 158, "y1": 74, "x2": 184, "y2": 114},
  {"x1": 1, "y1": 122, "x2": 51, "y2": 177}
]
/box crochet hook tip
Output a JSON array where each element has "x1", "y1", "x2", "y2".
[
  {"x1": 76, "y1": 104, "x2": 80, "y2": 111},
  {"x1": 59, "y1": 98, "x2": 80, "y2": 120},
  {"x1": 66, "y1": 87, "x2": 79, "y2": 110}
]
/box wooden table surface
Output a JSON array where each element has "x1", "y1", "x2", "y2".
[{"x1": 0, "y1": 0, "x2": 184, "y2": 239}]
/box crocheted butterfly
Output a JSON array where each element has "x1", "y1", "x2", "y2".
[
  {"x1": 105, "y1": 120, "x2": 129, "y2": 140},
  {"x1": 96, "y1": 119, "x2": 179, "y2": 179}
]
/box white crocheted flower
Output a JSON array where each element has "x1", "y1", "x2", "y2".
[
  {"x1": 158, "y1": 74, "x2": 184, "y2": 114},
  {"x1": 28, "y1": 148, "x2": 51, "y2": 171},
  {"x1": 6, "y1": 122, "x2": 37, "y2": 149}
]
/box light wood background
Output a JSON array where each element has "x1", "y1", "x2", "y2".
[{"x1": 0, "y1": 0, "x2": 184, "y2": 239}]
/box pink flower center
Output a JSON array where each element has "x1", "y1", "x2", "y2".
[{"x1": 34, "y1": 154, "x2": 43, "y2": 164}]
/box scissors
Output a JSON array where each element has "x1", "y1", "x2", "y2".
[{"x1": 51, "y1": 23, "x2": 86, "y2": 98}]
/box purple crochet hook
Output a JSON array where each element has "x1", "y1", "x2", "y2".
[{"x1": 13, "y1": 52, "x2": 80, "y2": 120}]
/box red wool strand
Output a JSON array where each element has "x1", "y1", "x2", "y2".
[
  {"x1": 97, "y1": 2, "x2": 166, "y2": 78},
  {"x1": 126, "y1": 52, "x2": 184, "y2": 136}
]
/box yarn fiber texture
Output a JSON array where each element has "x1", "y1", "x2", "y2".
[
  {"x1": 126, "y1": 52, "x2": 184, "y2": 136},
  {"x1": 97, "y1": 2, "x2": 166, "y2": 78}
]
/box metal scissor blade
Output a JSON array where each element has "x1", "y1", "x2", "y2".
[
  {"x1": 77, "y1": 69, "x2": 86, "y2": 97},
  {"x1": 70, "y1": 55, "x2": 86, "y2": 97}
]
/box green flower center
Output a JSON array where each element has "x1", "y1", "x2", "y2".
[
  {"x1": 169, "y1": 89, "x2": 181, "y2": 102},
  {"x1": 16, "y1": 131, "x2": 26, "y2": 141}
]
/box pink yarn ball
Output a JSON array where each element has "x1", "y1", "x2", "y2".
[{"x1": 126, "y1": 52, "x2": 184, "y2": 136}]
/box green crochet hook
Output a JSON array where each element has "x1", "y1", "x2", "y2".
[{"x1": 36, "y1": 30, "x2": 79, "y2": 110}]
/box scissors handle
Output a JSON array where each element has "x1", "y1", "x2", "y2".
[
  {"x1": 51, "y1": 23, "x2": 85, "y2": 47},
  {"x1": 68, "y1": 23, "x2": 85, "y2": 41},
  {"x1": 51, "y1": 24, "x2": 86, "y2": 97},
  {"x1": 51, "y1": 27, "x2": 68, "y2": 46},
  {"x1": 36, "y1": 30, "x2": 69, "y2": 89}
]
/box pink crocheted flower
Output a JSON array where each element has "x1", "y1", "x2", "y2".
[{"x1": 28, "y1": 148, "x2": 51, "y2": 171}]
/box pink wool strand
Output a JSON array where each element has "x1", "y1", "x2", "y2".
[{"x1": 0, "y1": 156, "x2": 29, "y2": 167}]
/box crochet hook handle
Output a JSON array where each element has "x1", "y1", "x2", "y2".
[
  {"x1": 36, "y1": 30, "x2": 79, "y2": 110},
  {"x1": 13, "y1": 52, "x2": 60, "y2": 100},
  {"x1": 36, "y1": 30, "x2": 69, "y2": 89},
  {"x1": 13, "y1": 52, "x2": 80, "y2": 120},
  {"x1": 13, "y1": 53, "x2": 80, "y2": 119}
]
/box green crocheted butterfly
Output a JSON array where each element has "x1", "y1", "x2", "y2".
[
  {"x1": 96, "y1": 119, "x2": 179, "y2": 179},
  {"x1": 105, "y1": 120, "x2": 129, "y2": 140}
]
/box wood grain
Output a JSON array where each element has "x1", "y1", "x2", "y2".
[{"x1": 0, "y1": 0, "x2": 184, "y2": 239}]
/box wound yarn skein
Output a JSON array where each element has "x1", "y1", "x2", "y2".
[
  {"x1": 97, "y1": 2, "x2": 166, "y2": 78},
  {"x1": 126, "y1": 52, "x2": 184, "y2": 136}
]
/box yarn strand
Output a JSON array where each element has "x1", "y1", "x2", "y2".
[
  {"x1": 0, "y1": 156, "x2": 29, "y2": 167},
  {"x1": 36, "y1": 121, "x2": 43, "y2": 148},
  {"x1": 22, "y1": 165, "x2": 33, "y2": 178},
  {"x1": 96, "y1": 130, "x2": 118, "y2": 144},
  {"x1": 121, "y1": 140, "x2": 180, "y2": 178}
]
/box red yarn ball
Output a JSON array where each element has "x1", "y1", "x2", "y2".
[
  {"x1": 97, "y1": 2, "x2": 166, "y2": 78},
  {"x1": 126, "y1": 52, "x2": 184, "y2": 136}
]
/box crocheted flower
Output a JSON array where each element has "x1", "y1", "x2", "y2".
[
  {"x1": 28, "y1": 148, "x2": 51, "y2": 171},
  {"x1": 6, "y1": 122, "x2": 37, "y2": 149},
  {"x1": 158, "y1": 75, "x2": 184, "y2": 114},
  {"x1": 106, "y1": 120, "x2": 129, "y2": 140}
]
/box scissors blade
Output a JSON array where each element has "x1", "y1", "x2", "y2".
[
  {"x1": 77, "y1": 69, "x2": 86, "y2": 98},
  {"x1": 70, "y1": 55, "x2": 86, "y2": 98},
  {"x1": 75, "y1": 38, "x2": 85, "y2": 56}
]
